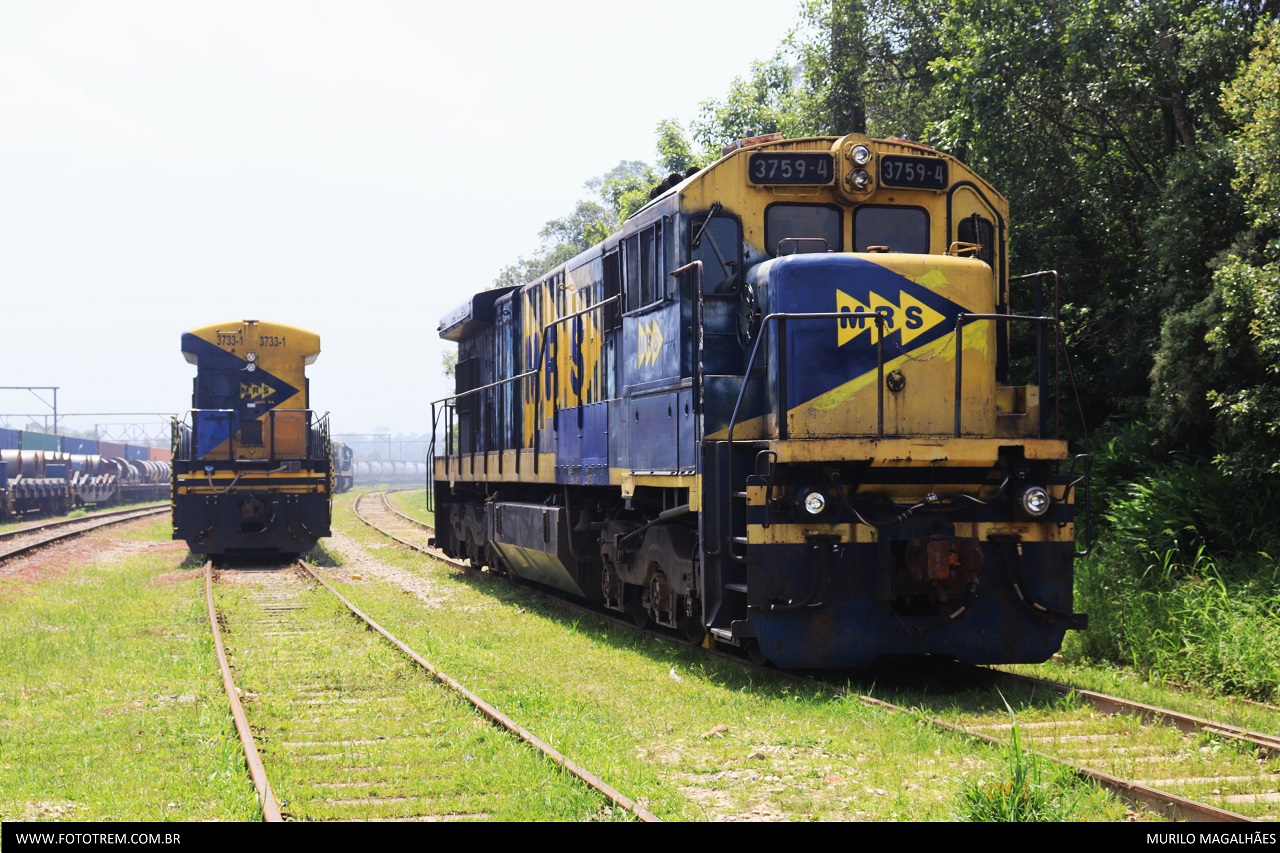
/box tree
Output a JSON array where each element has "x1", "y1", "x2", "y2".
[
  {"x1": 925, "y1": 0, "x2": 1263, "y2": 438},
  {"x1": 689, "y1": 54, "x2": 817, "y2": 152},
  {"x1": 1203, "y1": 18, "x2": 1280, "y2": 476},
  {"x1": 792, "y1": 0, "x2": 948, "y2": 140},
  {"x1": 491, "y1": 161, "x2": 662, "y2": 288}
]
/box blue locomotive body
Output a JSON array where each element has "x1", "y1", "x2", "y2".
[{"x1": 432, "y1": 134, "x2": 1087, "y2": 669}]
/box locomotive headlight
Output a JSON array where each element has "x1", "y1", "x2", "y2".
[
  {"x1": 802, "y1": 490, "x2": 827, "y2": 515},
  {"x1": 851, "y1": 144, "x2": 872, "y2": 165},
  {"x1": 1018, "y1": 485, "x2": 1051, "y2": 517},
  {"x1": 850, "y1": 169, "x2": 873, "y2": 191},
  {"x1": 246, "y1": 352, "x2": 256, "y2": 362}
]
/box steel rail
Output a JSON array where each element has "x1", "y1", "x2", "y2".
[
  {"x1": 0, "y1": 505, "x2": 169, "y2": 562},
  {"x1": 204, "y1": 561, "x2": 284, "y2": 822},
  {"x1": 0, "y1": 503, "x2": 168, "y2": 541},
  {"x1": 352, "y1": 491, "x2": 432, "y2": 552},
  {"x1": 376, "y1": 490, "x2": 432, "y2": 532},
  {"x1": 917, "y1": 702, "x2": 1257, "y2": 822},
  {"x1": 995, "y1": 670, "x2": 1280, "y2": 759},
  {"x1": 298, "y1": 555, "x2": 660, "y2": 822}
]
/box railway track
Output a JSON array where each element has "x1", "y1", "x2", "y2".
[
  {"x1": 354, "y1": 488, "x2": 1279, "y2": 822},
  {"x1": 0, "y1": 504, "x2": 169, "y2": 563},
  {"x1": 870, "y1": 668, "x2": 1279, "y2": 822},
  {"x1": 973, "y1": 671, "x2": 1280, "y2": 821},
  {"x1": 203, "y1": 558, "x2": 657, "y2": 822}
]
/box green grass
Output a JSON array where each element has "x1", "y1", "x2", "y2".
[
  {"x1": 321, "y1": 495, "x2": 1134, "y2": 821},
  {"x1": 955, "y1": 698, "x2": 1086, "y2": 821},
  {"x1": 0, "y1": 501, "x2": 1148, "y2": 821},
  {"x1": 1068, "y1": 543, "x2": 1280, "y2": 704},
  {"x1": 383, "y1": 488, "x2": 432, "y2": 527},
  {"x1": 0, "y1": 522, "x2": 258, "y2": 821},
  {"x1": 213, "y1": 567, "x2": 621, "y2": 821}
]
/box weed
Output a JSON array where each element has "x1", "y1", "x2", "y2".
[{"x1": 955, "y1": 695, "x2": 1083, "y2": 821}]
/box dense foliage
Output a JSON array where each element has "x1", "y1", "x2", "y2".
[{"x1": 491, "y1": 1, "x2": 1280, "y2": 698}]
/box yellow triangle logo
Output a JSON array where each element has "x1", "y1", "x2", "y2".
[
  {"x1": 837, "y1": 289, "x2": 870, "y2": 347},
  {"x1": 867, "y1": 292, "x2": 900, "y2": 342},
  {"x1": 899, "y1": 291, "x2": 947, "y2": 346},
  {"x1": 638, "y1": 320, "x2": 666, "y2": 368}
]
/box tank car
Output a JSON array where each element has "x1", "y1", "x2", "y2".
[
  {"x1": 171, "y1": 319, "x2": 332, "y2": 556},
  {"x1": 432, "y1": 132, "x2": 1089, "y2": 669}
]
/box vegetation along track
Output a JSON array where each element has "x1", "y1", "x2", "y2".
[
  {"x1": 360, "y1": 489, "x2": 1279, "y2": 822},
  {"x1": 960, "y1": 670, "x2": 1280, "y2": 821},
  {"x1": 849, "y1": 665, "x2": 1280, "y2": 822},
  {"x1": 204, "y1": 558, "x2": 657, "y2": 821},
  {"x1": 0, "y1": 504, "x2": 168, "y2": 564}
]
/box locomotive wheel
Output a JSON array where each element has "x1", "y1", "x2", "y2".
[
  {"x1": 629, "y1": 601, "x2": 651, "y2": 629},
  {"x1": 745, "y1": 639, "x2": 769, "y2": 667},
  {"x1": 681, "y1": 619, "x2": 706, "y2": 645}
]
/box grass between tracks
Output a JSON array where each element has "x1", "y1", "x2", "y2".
[
  {"x1": 382, "y1": 488, "x2": 432, "y2": 527},
  {"x1": 213, "y1": 567, "x2": 628, "y2": 821},
  {"x1": 0, "y1": 520, "x2": 258, "y2": 821},
  {"x1": 324, "y1": 491, "x2": 1131, "y2": 821}
]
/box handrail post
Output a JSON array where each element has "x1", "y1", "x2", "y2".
[
  {"x1": 954, "y1": 315, "x2": 966, "y2": 438},
  {"x1": 876, "y1": 317, "x2": 885, "y2": 438},
  {"x1": 777, "y1": 318, "x2": 789, "y2": 439}
]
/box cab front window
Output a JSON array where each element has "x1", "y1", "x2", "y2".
[
  {"x1": 854, "y1": 206, "x2": 928, "y2": 253},
  {"x1": 765, "y1": 203, "x2": 842, "y2": 256}
]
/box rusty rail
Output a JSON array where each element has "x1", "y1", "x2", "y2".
[{"x1": 204, "y1": 561, "x2": 284, "y2": 822}]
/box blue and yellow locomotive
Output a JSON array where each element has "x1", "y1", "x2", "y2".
[
  {"x1": 172, "y1": 319, "x2": 333, "y2": 557},
  {"x1": 433, "y1": 133, "x2": 1087, "y2": 668}
]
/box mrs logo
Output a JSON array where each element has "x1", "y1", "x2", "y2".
[
  {"x1": 836, "y1": 288, "x2": 945, "y2": 347},
  {"x1": 240, "y1": 382, "x2": 278, "y2": 401},
  {"x1": 637, "y1": 320, "x2": 665, "y2": 368}
]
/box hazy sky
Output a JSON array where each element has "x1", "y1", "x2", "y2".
[{"x1": 1, "y1": 0, "x2": 798, "y2": 441}]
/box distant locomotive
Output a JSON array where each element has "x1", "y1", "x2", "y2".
[
  {"x1": 171, "y1": 320, "x2": 332, "y2": 556},
  {"x1": 331, "y1": 440, "x2": 354, "y2": 493},
  {"x1": 433, "y1": 132, "x2": 1088, "y2": 669}
]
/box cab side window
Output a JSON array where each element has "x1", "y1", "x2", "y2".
[
  {"x1": 958, "y1": 214, "x2": 995, "y2": 264},
  {"x1": 623, "y1": 222, "x2": 663, "y2": 310},
  {"x1": 691, "y1": 214, "x2": 742, "y2": 293}
]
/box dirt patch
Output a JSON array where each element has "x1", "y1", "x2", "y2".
[
  {"x1": 318, "y1": 530, "x2": 453, "y2": 609},
  {"x1": 0, "y1": 518, "x2": 182, "y2": 588}
]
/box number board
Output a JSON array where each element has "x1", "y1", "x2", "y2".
[
  {"x1": 748, "y1": 152, "x2": 834, "y2": 185},
  {"x1": 878, "y1": 155, "x2": 948, "y2": 190}
]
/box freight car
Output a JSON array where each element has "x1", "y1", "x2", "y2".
[
  {"x1": 68, "y1": 454, "x2": 171, "y2": 507},
  {"x1": 0, "y1": 448, "x2": 170, "y2": 520},
  {"x1": 432, "y1": 132, "x2": 1089, "y2": 669},
  {"x1": 171, "y1": 319, "x2": 332, "y2": 557}
]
